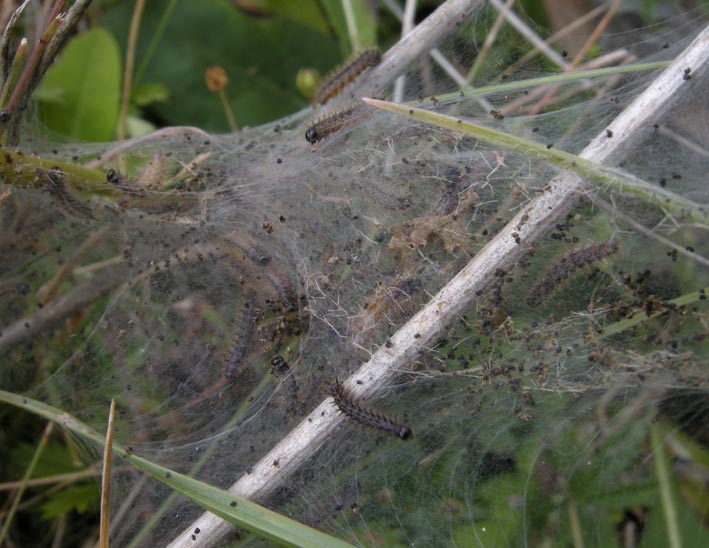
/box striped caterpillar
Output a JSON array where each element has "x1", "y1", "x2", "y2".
[
  {"x1": 526, "y1": 241, "x2": 618, "y2": 307},
  {"x1": 331, "y1": 379, "x2": 412, "y2": 440},
  {"x1": 222, "y1": 298, "x2": 256, "y2": 378},
  {"x1": 44, "y1": 167, "x2": 94, "y2": 219},
  {"x1": 316, "y1": 49, "x2": 381, "y2": 105},
  {"x1": 305, "y1": 106, "x2": 355, "y2": 144}
]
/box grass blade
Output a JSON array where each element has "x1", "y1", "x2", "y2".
[
  {"x1": 0, "y1": 390, "x2": 355, "y2": 548},
  {"x1": 361, "y1": 97, "x2": 708, "y2": 226}
]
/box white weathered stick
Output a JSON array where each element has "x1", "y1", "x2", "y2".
[
  {"x1": 327, "y1": 0, "x2": 486, "y2": 110},
  {"x1": 166, "y1": 17, "x2": 709, "y2": 548}
]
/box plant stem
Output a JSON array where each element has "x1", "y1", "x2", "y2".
[
  {"x1": 466, "y1": 0, "x2": 515, "y2": 84},
  {"x1": 0, "y1": 0, "x2": 31, "y2": 81},
  {"x1": 363, "y1": 97, "x2": 708, "y2": 226},
  {"x1": 0, "y1": 391, "x2": 357, "y2": 548},
  {"x1": 568, "y1": 500, "x2": 585, "y2": 548},
  {"x1": 0, "y1": 38, "x2": 27, "y2": 106},
  {"x1": 598, "y1": 287, "x2": 708, "y2": 339},
  {"x1": 650, "y1": 423, "x2": 683, "y2": 548},
  {"x1": 0, "y1": 422, "x2": 54, "y2": 545},
  {"x1": 0, "y1": 13, "x2": 63, "y2": 140},
  {"x1": 218, "y1": 89, "x2": 237, "y2": 131},
  {"x1": 341, "y1": 0, "x2": 360, "y2": 52},
  {"x1": 118, "y1": 0, "x2": 146, "y2": 140},
  {"x1": 99, "y1": 400, "x2": 116, "y2": 548},
  {"x1": 135, "y1": 0, "x2": 178, "y2": 83},
  {"x1": 327, "y1": 0, "x2": 487, "y2": 110}
]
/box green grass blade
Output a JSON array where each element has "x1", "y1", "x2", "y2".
[
  {"x1": 650, "y1": 423, "x2": 683, "y2": 548},
  {"x1": 0, "y1": 390, "x2": 355, "y2": 548},
  {"x1": 361, "y1": 97, "x2": 709, "y2": 227}
]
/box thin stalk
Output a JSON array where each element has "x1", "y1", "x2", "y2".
[
  {"x1": 341, "y1": 0, "x2": 360, "y2": 52},
  {"x1": 0, "y1": 13, "x2": 63, "y2": 139},
  {"x1": 392, "y1": 0, "x2": 416, "y2": 103},
  {"x1": 99, "y1": 400, "x2": 116, "y2": 548},
  {"x1": 37, "y1": 0, "x2": 92, "y2": 77},
  {"x1": 0, "y1": 0, "x2": 31, "y2": 81},
  {"x1": 488, "y1": 0, "x2": 567, "y2": 69},
  {"x1": 218, "y1": 89, "x2": 237, "y2": 131},
  {"x1": 415, "y1": 61, "x2": 669, "y2": 108},
  {"x1": 362, "y1": 97, "x2": 708, "y2": 226},
  {"x1": 118, "y1": 0, "x2": 146, "y2": 140},
  {"x1": 47, "y1": 0, "x2": 67, "y2": 22},
  {"x1": 0, "y1": 422, "x2": 54, "y2": 545},
  {"x1": 0, "y1": 465, "x2": 102, "y2": 491},
  {"x1": 598, "y1": 287, "x2": 708, "y2": 340},
  {"x1": 0, "y1": 391, "x2": 356, "y2": 548},
  {"x1": 135, "y1": 0, "x2": 178, "y2": 82},
  {"x1": 503, "y1": 2, "x2": 610, "y2": 76},
  {"x1": 4, "y1": 0, "x2": 92, "y2": 145},
  {"x1": 466, "y1": 0, "x2": 515, "y2": 84},
  {"x1": 568, "y1": 500, "x2": 585, "y2": 548},
  {"x1": 0, "y1": 38, "x2": 27, "y2": 106},
  {"x1": 328, "y1": 0, "x2": 487, "y2": 110},
  {"x1": 530, "y1": 0, "x2": 622, "y2": 115},
  {"x1": 0, "y1": 147, "x2": 113, "y2": 187},
  {"x1": 650, "y1": 423, "x2": 683, "y2": 548},
  {"x1": 571, "y1": 0, "x2": 622, "y2": 67},
  {"x1": 50, "y1": 514, "x2": 67, "y2": 548}
]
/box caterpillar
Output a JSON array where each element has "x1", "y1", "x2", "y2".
[
  {"x1": 316, "y1": 49, "x2": 381, "y2": 105},
  {"x1": 526, "y1": 241, "x2": 618, "y2": 307},
  {"x1": 223, "y1": 299, "x2": 256, "y2": 378},
  {"x1": 265, "y1": 271, "x2": 298, "y2": 313},
  {"x1": 44, "y1": 167, "x2": 94, "y2": 220},
  {"x1": 305, "y1": 107, "x2": 355, "y2": 144},
  {"x1": 330, "y1": 379, "x2": 412, "y2": 440}
]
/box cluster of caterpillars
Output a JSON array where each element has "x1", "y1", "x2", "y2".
[{"x1": 305, "y1": 49, "x2": 381, "y2": 145}]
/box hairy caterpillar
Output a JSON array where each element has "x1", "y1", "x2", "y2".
[
  {"x1": 305, "y1": 107, "x2": 355, "y2": 144},
  {"x1": 316, "y1": 49, "x2": 381, "y2": 105},
  {"x1": 526, "y1": 241, "x2": 618, "y2": 307},
  {"x1": 223, "y1": 299, "x2": 256, "y2": 378},
  {"x1": 44, "y1": 167, "x2": 94, "y2": 219},
  {"x1": 330, "y1": 379, "x2": 412, "y2": 440}
]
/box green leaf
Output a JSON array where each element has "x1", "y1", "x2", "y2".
[
  {"x1": 131, "y1": 82, "x2": 169, "y2": 107},
  {"x1": 126, "y1": 114, "x2": 157, "y2": 138},
  {"x1": 99, "y1": 0, "x2": 341, "y2": 131},
  {"x1": 37, "y1": 27, "x2": 121, "y2": 142},
  {"x1": 10, "y1": 441, "x2": 82, "y2": 479},
  {"x1": 40, "y1": 483, "x2": 99, "y2": 519},
  {"x1": 263, "y1": 0, "x2": 331, "y2": 35}
]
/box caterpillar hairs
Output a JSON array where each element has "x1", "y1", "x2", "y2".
[
  {"x1": 330, "y1": 379, "x2": 412, "y2": 440},
  {"x1": 305, "y1": 106, "x2": 355, "y2": 145},
  {"x1": 316, "y1": 49, "x2": 381, "y2": 105},
  {"x1": 526, "y1": 241, "x2": 618, "y2": 307}
]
